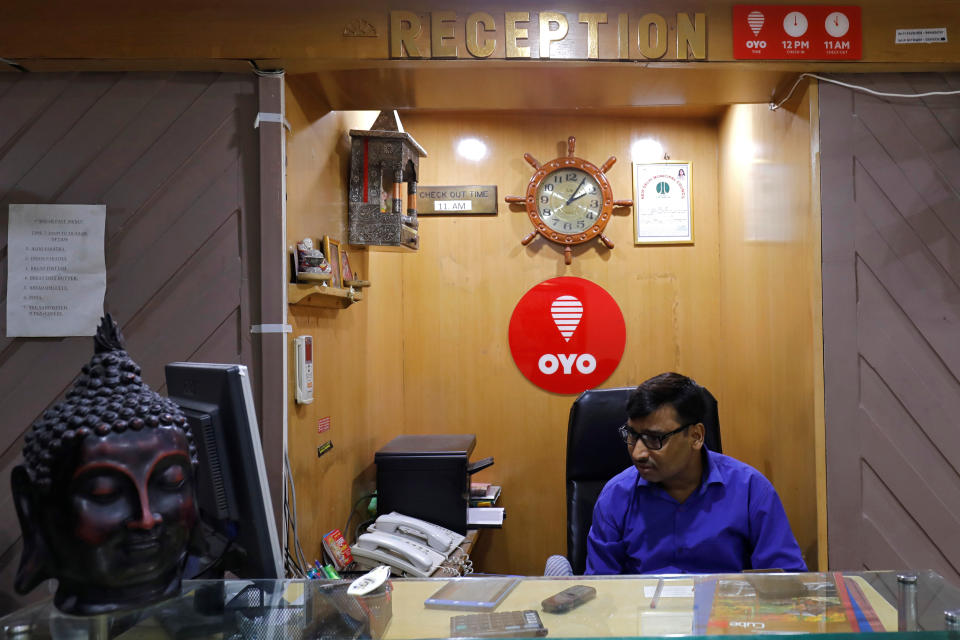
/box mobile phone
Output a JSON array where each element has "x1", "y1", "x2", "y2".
[{"x1": 541, "y1": 585, "x2": 596, "y2": 613}]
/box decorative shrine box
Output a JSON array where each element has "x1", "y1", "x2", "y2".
[{"x1": 348, "y1": 111, "x2": 427, "y2": 251}]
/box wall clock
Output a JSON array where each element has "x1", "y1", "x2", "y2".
[{"x1": 505, "y1": 136, "x2": 632, "y2": 265}]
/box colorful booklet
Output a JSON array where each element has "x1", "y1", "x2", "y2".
[{"x1": 695, "y1": 573, "x2": 884, "y2": 635}]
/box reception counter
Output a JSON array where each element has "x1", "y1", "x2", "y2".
[{"x1": 2, "y1": 570, "x2": 958, "y2": 639}]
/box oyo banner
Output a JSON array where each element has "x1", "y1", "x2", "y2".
[{"x1": 509, "y1": 277, "x2": 625, "y2": 394}]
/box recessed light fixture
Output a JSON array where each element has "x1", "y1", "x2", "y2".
[
  {"x1": 631, "y1": 138, "x2": 664, "y2": 163},
  {"x1": 456, "y1": 137, "x2": 488, "y2": 161}
]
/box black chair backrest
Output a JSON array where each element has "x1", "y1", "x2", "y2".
[{"x1": 565, "y1": 385, "x2": 722, "y2": 574}]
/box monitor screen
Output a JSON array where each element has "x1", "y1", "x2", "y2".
[{"x1": 165, "y1": 362, "x2": 283, "y2": 579}]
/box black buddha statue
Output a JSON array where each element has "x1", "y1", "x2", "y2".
[{"x1": 11, "y1": 315, "x2": 200, "y2": 615}]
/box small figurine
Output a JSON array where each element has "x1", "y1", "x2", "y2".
[
  {"x1": 296, "y1": 238, "x2": 333, "y2": 284},
  {"x1": 11, "y1": 314, "x2": 200, "y2": 615}
]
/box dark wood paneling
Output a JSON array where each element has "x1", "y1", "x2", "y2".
[
  {"x1": 0, "y1": 72, "x2": 260, "y2": 614},
  {"x1": 821, "y1": 73, "x2": 960, "y2": 583}
]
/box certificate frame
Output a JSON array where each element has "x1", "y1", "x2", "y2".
[
  {"x1": 632, "y1": 161, "x2": 694, "y2": 245},
  {"x1": 323, "y1": 236, "x2": 342, "y2": 289}
]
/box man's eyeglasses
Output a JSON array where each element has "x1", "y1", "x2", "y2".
[{"x1": 619, "y1": 422, "x2": 694, "y2": 451}]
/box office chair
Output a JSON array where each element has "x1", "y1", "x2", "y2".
[{"x1": 564, "y1": 385, "x2": 722, "y2": 575}]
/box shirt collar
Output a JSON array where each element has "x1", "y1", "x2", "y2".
[
  {"x1": 632, "y1": 447, "x2": 727, "y2": 489},
  {"x1": 702, "y1": 448, "x2": 726, "y2": 487}
]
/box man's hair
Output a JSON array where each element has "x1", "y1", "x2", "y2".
[{"x1": 626, "y1": 372, "x2": 706, "y2": 427}]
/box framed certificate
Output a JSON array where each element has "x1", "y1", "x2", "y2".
[{"x1": 632, "y1": 162, "x2": 693, "y2": 245}]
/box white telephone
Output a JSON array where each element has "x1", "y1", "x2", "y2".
[
  {"x1": 368, "y1": 511, "x2": 466, "y2": 555},
  {"x1": 350, "y1": 530, "x2": 446, "y2": 577}
]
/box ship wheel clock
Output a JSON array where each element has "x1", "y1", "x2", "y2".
[{"x1": 505, "y1": 136, "x2": 633, "y2": 265}]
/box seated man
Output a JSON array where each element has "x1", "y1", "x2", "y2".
[{"x1": 586, "y1": 372, "x2": 807, "y2": 574}]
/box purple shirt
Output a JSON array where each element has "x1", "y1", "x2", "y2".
[{"x1": 586, "y1": 448, "x2": 806, "y2": 574}]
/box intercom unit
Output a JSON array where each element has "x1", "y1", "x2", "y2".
[{"x1": 294, "y1": 335, "x2": 313, "y2": 405}]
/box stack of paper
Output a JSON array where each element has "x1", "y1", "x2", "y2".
[
  {"x1": 467, "y1": 507, "x2": 505, "y2": 528},
  {"x1": 469, "y1": 483, "x2": 501, "y2": 507}
]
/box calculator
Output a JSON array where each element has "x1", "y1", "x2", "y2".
[{"x1": 450, "y1": 610, "x2": 548, "y2": 637}]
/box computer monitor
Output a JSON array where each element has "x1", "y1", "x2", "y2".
[{"x1": 164, "y1": 362, "x2": 283, "y2": 579}]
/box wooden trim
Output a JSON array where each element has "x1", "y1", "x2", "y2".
[
  {"x1": 257, "y1": 73, "x2": 288, "y2": 542},
  {"x1": 2, "y1": 1, "x2": 959, "y2": 66},
  {"x1": 809, "y1": 80, "x2": 828, "y2": 572}
]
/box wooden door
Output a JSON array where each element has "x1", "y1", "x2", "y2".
[
  {"x1": 0, "y1": 71, "x2": 262, "y2": 612},
  {"x1": 821, "y1": 73, "x2": 960, "y2": 580}
]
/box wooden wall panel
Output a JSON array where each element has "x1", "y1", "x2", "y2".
[
  {"x1": 821, "y1": 73, "x2": 960, "y2": 581},
  {"x1": 283, "y1": 91, "x2": 407, "y2": 563},
  {"x1": 3, "y1": 0, "x2": 959, "y2": 66},
  {"x1": 716, "y1": 89, "x2": 822, "y2": 568},
  {"x1": 0, "y1": 72, "x2": 260, "y2": 613},
  {"x1": 285, "y1": 103, "x2": 820, "y2": 577},
  {"x1": 395, "y1": 113, "x2": 722, "y2": 575}
]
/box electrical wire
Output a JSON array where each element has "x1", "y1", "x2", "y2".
[
  {"x1": 770, "y1": 72, "x2": 960, "y2": 111},
  {"x1": 354, "y1": 517, "x2": 376, "y2": 545},
  {"x1": 283, "y1": 450, "x2": 310, "y2": 577},
  {"x1": 344, "y1": 493, "x2": 376, "y2": 544}
]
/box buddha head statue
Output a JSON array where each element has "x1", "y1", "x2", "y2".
[{"x1": 11, "y1": 315, "x2": 200, "y2": 615}]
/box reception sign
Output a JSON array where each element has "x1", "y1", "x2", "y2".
[{"x1": 509, "y1": 277, "x2": 625, "y2": 394}]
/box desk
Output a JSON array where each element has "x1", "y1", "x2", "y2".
[
  {"x1": 384, "y1": 573, "x2": 904, "y2": 638},
  {"x1": 1, "y1": 571, "x2": 956, "y2": 639}
]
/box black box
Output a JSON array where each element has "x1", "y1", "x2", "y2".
[{"x1": 375, "y1": 434, "x2": 490, "y2": 535}]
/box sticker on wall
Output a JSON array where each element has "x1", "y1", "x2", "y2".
[
  {"x1": 732, "y1": 5, "x2": 862, "y2": 60},
  {"x1": 318, "y1": 416, "x2": 332, "y2": 433},
  {"x1": 509, "y1": 277, "x2": 625, "y2": 394}
]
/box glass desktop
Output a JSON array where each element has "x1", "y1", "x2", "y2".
[{"x1": 2, "y1": 570, "x2": 959, "y2": 639}]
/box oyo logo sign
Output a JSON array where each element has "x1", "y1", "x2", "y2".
[{"x1": 509, "y1": 277, "x2": 626, "y2": 394}]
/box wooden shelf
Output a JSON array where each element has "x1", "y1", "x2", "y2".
[{"x1": 288, "y1": 283, "x2": 363, "y2": 308}]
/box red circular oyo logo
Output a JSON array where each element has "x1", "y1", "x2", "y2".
[{"x1": 509, "y1": 277, "x2": 626, "y2": 394}]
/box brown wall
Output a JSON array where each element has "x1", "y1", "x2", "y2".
[
  {"x1": 0, "y1": 71, "x2": 262, "y2": 613},
  {"x1": 717, "y1": 87, "x2": 823, "y2": 569},
  {"x1": 4, "y1": 0, "x2": 959, "y2": 68},
  {"x1": 821, "y1": 73, "x2": 960, "y2": 581},
  {"x1": 284, "y1": 91, "x2": 407, "y2": 555},
  {"x1": 285, "y1": 80, "x2": 821, "y2": 574}
]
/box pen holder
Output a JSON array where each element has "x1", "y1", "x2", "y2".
[{"x1": 354, "y1": 580, "x2": 393, "y2": 639}]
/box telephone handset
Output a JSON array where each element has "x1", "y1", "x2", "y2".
[
  {"x1": 369, "y1": 512, "x2": 466, "y2": 555},
  {"x1": 350, "y1": 531, "x2": 446, "y2": 577}
]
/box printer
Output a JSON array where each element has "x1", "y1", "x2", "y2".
[{"x1": 375, "y1": 434, "x2": 493, "y2": 534}]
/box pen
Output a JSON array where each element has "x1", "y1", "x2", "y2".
[{"x1": 650, "y1": 578, "x2": 664, "y2": 609}]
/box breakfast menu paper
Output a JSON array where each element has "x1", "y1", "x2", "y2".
[
  {"x1": 6, "y1": 204, "x2": 106, "y2": 337},
  {"x1": 696, "y1": 573, "x2": 889, "y2": 634}
]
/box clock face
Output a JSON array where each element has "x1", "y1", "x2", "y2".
[
  {"x1": 535, "y1": 168, "x2": 603, "y2": 235},
  {"x1": 783, "y1": 11, "x2": 808, "y2": 37},
  {"x1": 825, "y1": 12, "x2": 849, "y2": 37}
]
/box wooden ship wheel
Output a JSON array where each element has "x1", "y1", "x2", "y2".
[{"x1": 505, "y1": 136, "x2": 633, "y2": 265}]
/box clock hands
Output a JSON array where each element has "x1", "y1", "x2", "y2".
[
  {"x1": 565, "y1": 177, "x2": 587, "y2": 206},
  {"x1": 568, "y1": 185, "x2": 594, "y2": 205}
]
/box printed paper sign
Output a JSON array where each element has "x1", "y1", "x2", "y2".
[
  {"x1": 733, "y1": 5, "x2": 862, "y2": 60},
  {"x1": 896, "y1": 28, "x2": 947, "y2": 44},
  {"x1": 6, "y1": 204, "x2": 106, "y2": 337},
  {"x1": 509, "y1": 277, "x2": 625, "y2": 394}
]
